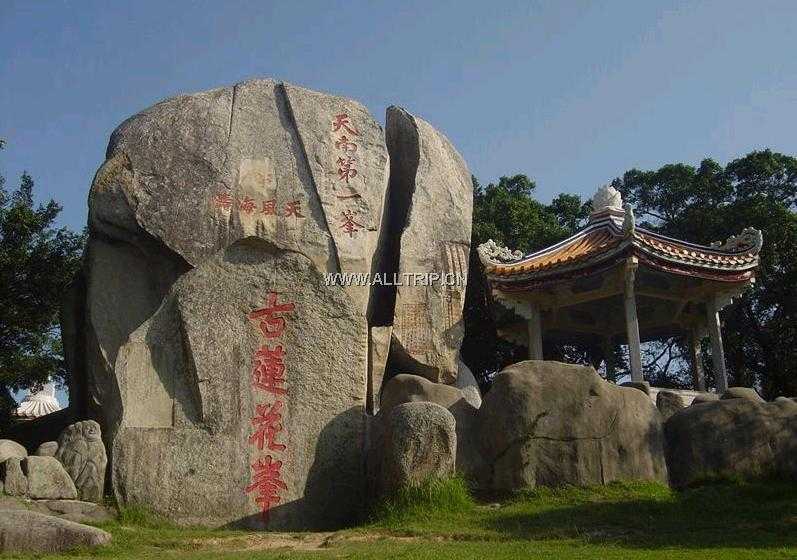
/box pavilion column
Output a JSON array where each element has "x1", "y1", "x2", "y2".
[
  {"x1": 623, "y1": 258, "x2": 644, "y2": 382},
  {"x1": 706, "y1": 298, "x2": 729, "y2": 394},
  {"x1": 688, "y1": 328, "x2": 706, "y2": 392},
  {"x1": 527, "y1": 304, "x2": 544, "y2": 360}
]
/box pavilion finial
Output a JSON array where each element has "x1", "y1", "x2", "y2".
[{"x1": 592, "y1": 183, "x2": 624, "y2": 214}]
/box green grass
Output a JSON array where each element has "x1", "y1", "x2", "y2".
[{"x1": 6, "y1": 479, "x2": 797, "y2": 559}]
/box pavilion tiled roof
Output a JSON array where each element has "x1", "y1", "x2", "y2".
[{"x1": 478, "y1": 209, "x2": 762, "y2": 286}]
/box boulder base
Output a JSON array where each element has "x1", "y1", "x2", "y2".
[
  {"x1": 478, "y1": 360, "x2": 668, "y2": 491},
  {"x1": 370, "y1": 402, "x2": 456, "y2": 497},
  {"x1": 0, "y1": 510, "x2": 110, "y2": 553},
  {"x1": 23, "y1": 456, "x2": 78, "y2": 500},
  {"x1": 665, "y1": 398, "x2": 797, "y2": 487}
]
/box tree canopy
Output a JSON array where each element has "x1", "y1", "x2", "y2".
[{"x1": 0, "y1": 145, "x2": 85, "y2": 420}]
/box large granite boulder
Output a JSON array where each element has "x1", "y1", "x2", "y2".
[
  {"x1": 110, "y1": 240, "x2": 367, "y2": 529},
  {"x1": 664, "y1": 398, "x2": 797, "y2": 487},
  {"x1": 1, "y1": 458, "x2": 27, "y2": 496},
  {"x1": 383, "y1": 106, "x2": 472, "y2": 384},
  {"x1": 55, "y1": 420, "x2": 107, "y2": 502},
  {"x1": 478, "y1": 361, "x2": 668, "y2": 491},
  {"x1": 68, "y1": 78, "x2": 389, "y2": 444},
  {"x1": 369, "y1": 402, "x2": 456, "y2": 497},
  {"x1": 0, "y1": 440, "x2": 27, "y2": 463},
  {"x1": 62, "y1": 79, "x2": 476, "y2": 529},
  {"x1": 0, "y1": 511, "x2": 110, "y2": 553},
  {"x1": 22, "y1": 456, "x2": 78, "y2": 500}
]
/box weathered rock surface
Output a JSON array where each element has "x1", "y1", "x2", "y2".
[
  {"x1": 35, "y1": 441, "x2": 59, "y2": 457},
  {"x1": 721, "y1": 387, "x2": 765, "y2": 402},
  {"x1": 379, "y1": 374, "x2": 484, "y2": 482},
  {"x1": 111, "y1": 240, "x2": 367, "y2": 529},
  {"x1": 370, "y1": 402, "x2": 456, "y2": 497},
  {"x1": 73, "y1": 79, "x2": 389, "y2": 437},
  {"x1": 22, "y1": 456, "x2": 78, "y2": 500},
  {"x1": 63, "y1": 78, "x2": 476, "y2": 530},
  {"x1": 656, "y1": 391, "x2": 685, "y2": 421},
  {"x1": 621, "y1": 381, "x2": 651, "y2": 395},
  {"x1": 0, "y1": 440, "x2": 27, "y2": 463},
  {"x1": 1, "y1": 458, "x2": 27, "y2": 496},
  {"x1": 0, "y1": 510, "x2": 111, "y2": 553},
  {"x1": 383, "y1": 106, "x2": 472, "y2": 384},
  {"x1": 479, "y1": 361, "x2": 668, "y2": 491},
  {"x1": 664, "y1": 398, "x2": 797, "y2": 487},
  {"x1": 25, "y1": 500, "x2": 115, "y2": 525},
  {"x1": 454, "y1": 359, "x2": 482, "y2": 409},
  {"x1": 55, "y1": 420, "x2": 107, "y2": 503},
  {"x1": 691, "y1": 392, "x2": 719, "y2": 405}
]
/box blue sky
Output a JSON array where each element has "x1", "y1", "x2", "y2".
[
  {"x1": 2, "y1": 0, "x2": 796, "y2": 233},
  {"x1": 2, "y1": 1, "x2": 796, "y2": 403}
]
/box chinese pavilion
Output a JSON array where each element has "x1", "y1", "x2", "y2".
[{"x1": 477, "y1": 185, "x2": 763, "y2": 392}]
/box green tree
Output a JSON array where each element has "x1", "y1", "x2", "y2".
[
  {"x1": 615, "y1": 150, "x2": 797, "y2": 398},
  {"x1": 462, "y1": 175, "x2": 590, "y2": 385},
  {"x1": 0, "y1": 145, "x2": 85, "y2": 421}
]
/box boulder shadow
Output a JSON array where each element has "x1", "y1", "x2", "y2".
[{"x1": 480, "y1": 481, "x2": 797, "y2": 550}]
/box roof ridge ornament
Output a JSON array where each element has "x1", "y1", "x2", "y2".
[
  {"x1": 710, "y1": 227, "x2": 764, "y2": 253},
  {"x1": 623, "y1": 203, "x2": 636, "y2": 236},
  {"x1": 592, "y1": 183, "x2": 623, "y2": 214},
  {"x1": 477, "y1": 239, "x2": 523, "y2": 266}
]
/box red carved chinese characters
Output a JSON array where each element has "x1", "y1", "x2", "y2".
[
  {"x1": 249, "y1": 401, "x2": 286, "y2": 451},
  {"x1": 246, "y1": 291, "x2": 296, "y2": 522},
  {"x1": 340, "y1": 210, "x2": 364, "y2": 237},
  {"x1": 283, "y1": 200, "x2": 305, "y2": 218},
  {"x1": 336, "y1": 156, "x2": 358, "y2": 183},
  {"x1": 332, "y1": 113, "x2": 359, "y2": 136},
  {"x1": 240, "y1": 196, "x2": 256, "y2": 214},
  {"x1": 245, "y1": 456, "x2": 287, "y2": 515},
  {"x1": 335, "y1": 135, "x2": 358, "y2": 153},
  {"x1": 209, "y1": 194, "x2": 306, "y2": 221},
  {"x1": 251, "y1": 344, "x2": 287, "y2": 395},
  {"x1": 248, "y1": 292, "x2": 295, "y2": 338},
  {"x1": 212, "y1": 192, "x2": 233, "y2": 210},
  {"x1": 332, "y1": 113, "x2": 363, "y2": 210}
]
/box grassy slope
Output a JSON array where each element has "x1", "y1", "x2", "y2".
[{"x1": 8, "y1": 480, "x2": 797, "y2": 560}]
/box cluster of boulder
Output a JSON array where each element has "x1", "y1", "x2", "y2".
[
  {"x1": 55, "y1": 78, "x2": 471, "y2": 530},
  {"x1": 0, "y1": 421, "x2": 111, "y2": 553},
  {"x1": 11, "y1": 78, "x2": 794, "y2": 535},
  {"x1": 368, "y1": 360, "x2": 797, "y2": 499}
]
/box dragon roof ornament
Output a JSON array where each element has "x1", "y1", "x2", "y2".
[
  {"x1": 477, "y1": 239, "x2": 523, "y2": 266},
  {"x1": 710, "y1": 227, "x2": 763, "y2": 253}
]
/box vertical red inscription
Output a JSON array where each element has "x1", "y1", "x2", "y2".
[
  {"x1": 246, "y1": 291, "x2": 295, "y2": 523},
  {"x1": 245, "y1": 456, "x2": 287, "y2": 514}
]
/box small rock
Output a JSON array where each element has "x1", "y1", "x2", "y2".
[
  {"x1": 1, "y1": 458, "x2": 28, "y2": 497},
  {"x1": 35, "y1": 441, "x2": 59, "y2": 457},
  {"x1": 0, "y1": 440, "x2": 27, "y2": 463},
  {"x1": 23, "y1": 456, "x2": 78, "y2": 500},
  {"x1": 0, "y1": 510, "x2": 111, "y2": 553},
  {"x1": 721, "y1": 387, "x2": 765, "y2": 402},
  {"x1": 372, "y1": 402, "x2": 457, "y2": 497},
  {"x1": 691, "y1": 392, "x2": 719, "y2": 405},
  {"x1": 27, "y1": 500, "x2": 115, "y2": 524},
  {"x1": 656, "y1": 391, "x2": 685, "y2": 421}
]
